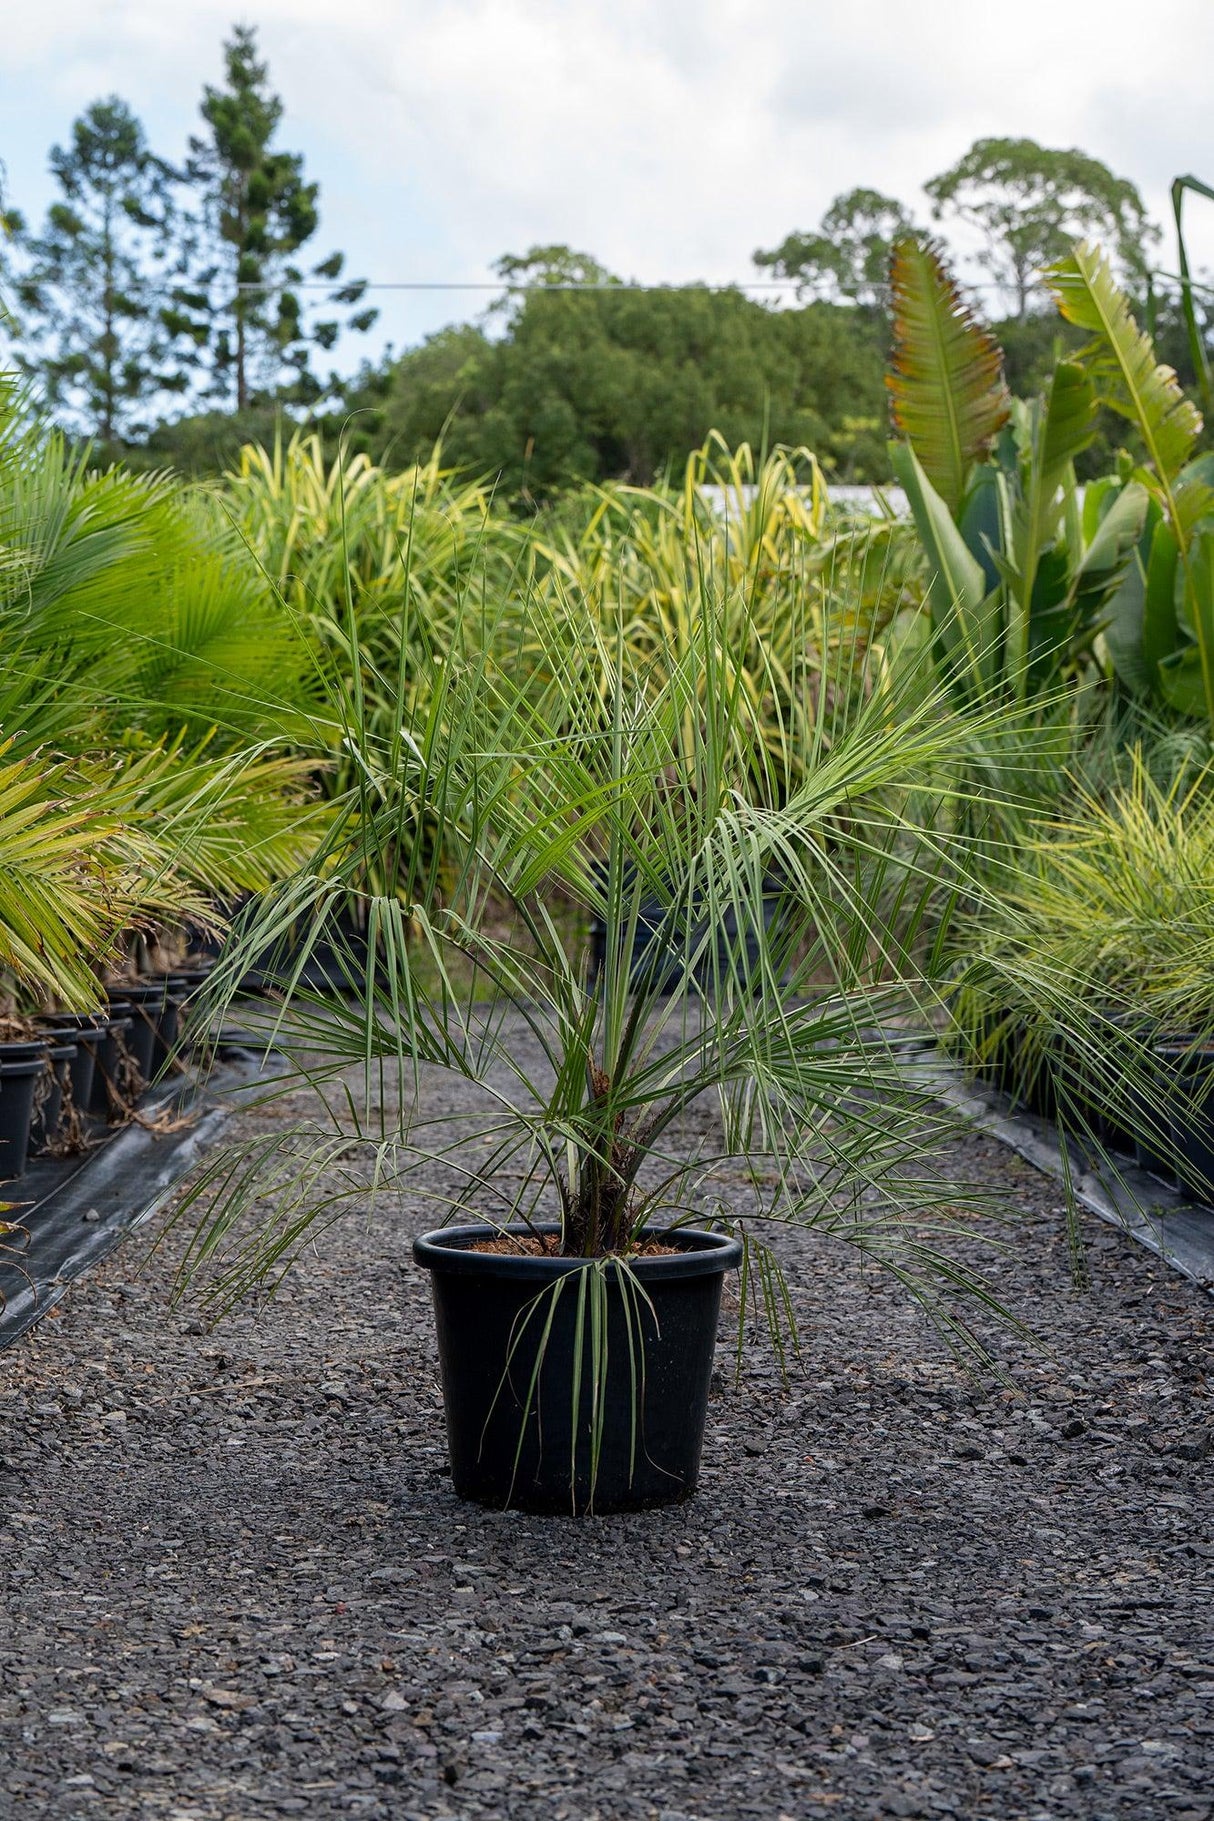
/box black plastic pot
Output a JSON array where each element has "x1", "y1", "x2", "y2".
[
  {"x1": 1156, "y1": 1042, "x2": 1214, "y2": 1205},
  {"x1": 28, "y1": 1042, "x2": 77, "y2": 1158},
  {"x1": 38, "y1": 1015, "x2": 101, "y2": 1119},
  {"x1": 413, "y1": 1223, "x2": 742, "y2": 1514},
  {"x1": 87, "y1": 1016, "x2": 135, "y2": 1119},
  {"x1": 1127, "y1": 1069, "x2": 1178, "y2": 1183},
  {"x1": 588, "y1": 868, "x2": 785, "y2": 998},
  {"x1": 107, "y1": 981, "x2": 170, "y2": 1087},
  {"x1": 147, "y1": 975, "x2": 193, "y2": 1076},
  {"x1": 0, "y1": 1047, "x2": 47, "y2": 1180}
]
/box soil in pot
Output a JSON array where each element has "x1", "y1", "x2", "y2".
[{"x1": 413, "y1": 1223, "x2": 742, "y2": 1515}]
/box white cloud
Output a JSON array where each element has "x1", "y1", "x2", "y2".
[{"x1": 6, "y1": 0, "x2": 1214, "y2": 359}]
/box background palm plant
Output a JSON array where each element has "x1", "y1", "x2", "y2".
[{"x1": 0, "y1": 375, "x2": 331, "y2": 1012}]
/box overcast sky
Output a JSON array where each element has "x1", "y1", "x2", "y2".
[{"x1": 4, "y1": 0, "x2": 1214, "y2": 371}]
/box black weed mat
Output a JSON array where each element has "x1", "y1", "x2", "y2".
[
  {"x1": 0, "y1": 1047, "x2": 282, "y2": 1349},
  {"x1": 1, "y1": 1014, "x2": 1211, "y2": 1821}
]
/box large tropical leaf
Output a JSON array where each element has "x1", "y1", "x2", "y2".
[
  {"x1": 1172, "y1": 174, "x2": 1214, "y2": 421},
  {"x1": 890, "y1": 441, "x2": 1002, "y2": 697},
  {"x1": 1000, "y1": 365, "x2": 1098, "y2": 693},
  {"x1": 1070, "y1": 480, "x2": 1149, "y2": 629},
  {"x1": 887, "y1": 237, "x2": 1010, "y2": 515},
  {"x1": 1046, "y1": 243, "x2": 1202, "y2": 488}
]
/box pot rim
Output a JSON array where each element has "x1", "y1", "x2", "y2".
[
  {"x1": 413, "y1": 1221, "x2": 743, "y2": 1281},
  {"x1": 40, "y1": 1013, "x2": 125, "y2": 1036}
]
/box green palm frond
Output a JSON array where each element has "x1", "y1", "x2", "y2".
[
  {"x1": 0, "y1": 739, "x2": 132, "y2": 1007},
  {"x1": 887, "y1": 236, "x2": 1010, "y2": 515},
  {"x1": 98, "y1": 737, "x2": 332, "y2": 903}
]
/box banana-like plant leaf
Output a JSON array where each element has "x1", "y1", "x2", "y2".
[
  {"x1": 890, "y1": 440, "x2": 1001, "y2": 697},
  {"x1": 1072, "y1": 480, "x2": 1149, "y2": 619},
  {"x1": 1172, "y1": 174, "x2": 1214, "y2": 422},
  {"x1": 1175, "y1": 523, "x2": 1214, "y2": 721},
  {"x1": 1001, "y1": 365, "x2": 1096, "y2": 694},
  {"x1": 1157, "y1": 645, "x2": 1211, "y2": 717},
  {"x1": 958, "y1": 464, "x2": 1005, "y2": 593},
  {"x1": 1099, "y1": 489, "x2": 1159, "y2": 694},
  {"x1": 1174, "y1": 474, "x2": 1214, "y2": 543},
  {"x1": 1046, "y1": 243, "x2": 1201, "y2": 487},
  {"x1": 887, "y1": 237, "x2": 1011, "y2": 515},
  {"x1": 1179, "y1": 452, "x2": 1214, "y2": 490},
  {"x1": 1024, "y1": 546, "x2": 1075, "y2": 694},
  {"x1": 1142, "y1": 519, "x2": 1181, "y2": 679},
  {"x1": 1038, "y1": 361, "x2": 1097, "y2": 492}
]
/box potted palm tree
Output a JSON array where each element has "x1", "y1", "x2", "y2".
[{"x1": 173, "y1": 560, "x2": 1018, "y2": 1515}]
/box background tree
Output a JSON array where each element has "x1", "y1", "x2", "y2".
[
  {"x1": 924, "y1": 137, "x2": 1157, "y2": 320},
  {"x1": 492, "y1": 245, "x2": 618, "y2": 294},
  {"x1": 13, "y1": 99, "x2": 180, "y2": 443},
  {"x1": 0, "y1": 161, "x2": 24, "y2": 325},
  {"x1": 754, "y1": 188, "x2": 916, "y2": 307},
  {"x1": 174, "y1": 24, "x2": 376, "y2": 409},
  {"x1": 344, "y1": 272, "x2": 890, "y2": 497}
]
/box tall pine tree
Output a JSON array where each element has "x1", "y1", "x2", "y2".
[
  {"x1": 175, "y1": 25, "x2": 376, "y2": 408},
  {"x1": 15, "y1": 100, "x2": 182, "y2": 442}
]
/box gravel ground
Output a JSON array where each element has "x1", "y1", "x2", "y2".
[{"x1": 2, "y1": 1012, "x2": 1212, "y2": 1821}]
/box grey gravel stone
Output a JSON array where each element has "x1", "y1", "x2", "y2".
[{"x1": 1, "y1": 1013, "x2": 1212, "y2": 1820}]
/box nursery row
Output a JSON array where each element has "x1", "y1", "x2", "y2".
[
  {"x1": 4, "y1": 234, "x2": 1214, "y2": 1237},
  {"x1": 6, "y1": 229, "x2": 1214, "y2": 1510},
  {"x1": 0, "y1": 964, "x2": 218, "y2": 1185}
]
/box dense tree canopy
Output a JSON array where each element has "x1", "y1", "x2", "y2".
[
  {"x1": 0, "y1": 86, "x2": 1202, "y2": 495},
  {"x1": 342, "y1": 276, "x2": 891, "y2": 496}
]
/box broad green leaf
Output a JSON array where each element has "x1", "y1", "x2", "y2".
[
  {"x1": 1174, "y1": 474, "x2": 1214, "y2": 542},
  {"x1": 957, "y1": 463, "x2": 1005, "y2": 593},
  {"x1": 887, "y1": 236, "x2": 1010, "y2": 515},
  {"x1": 890, "y1": 440, "x2": 1001, "y2": 696},
  {"x1": 1038, "y1": 361, "x2": 1096, "y2": 487},
  {"x1": 1046, "y1": 243, "x2": 1201, "y2": 486},
  {"x1": 1178, "y1": 451, "x2": 1214, "y2": 490},
  {"x1": 1142, "y1": 519, "x2": 1181, "y2": 678},
  {"x1": 1072, "y1": 480, "x2": 1148, "y2": 624},
  {"x1": 1176, "y1": 523, "x2": 1214, "y2": 721},
  {"x1": 1102, "y1": 551, "x2": 1149, "y2": 694},
  {"x1": 1005, "y1": 362, "x2": 1097, "y2": 690},
  {"x1": 1157, "y1": 645, "x2": 1211, "y2": 717}
]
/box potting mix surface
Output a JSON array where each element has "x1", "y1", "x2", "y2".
[{"x1": 2, "y1": 1014, "x2": 1212, "y2": 1821}]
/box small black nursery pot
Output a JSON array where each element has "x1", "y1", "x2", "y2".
[
  {"x1": 1154, "y1": 1042, "x2": 1214, "y2": 1206},
  {"x1": 0, "y1": 1042, "x2": 49, "y2": 1180}
]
